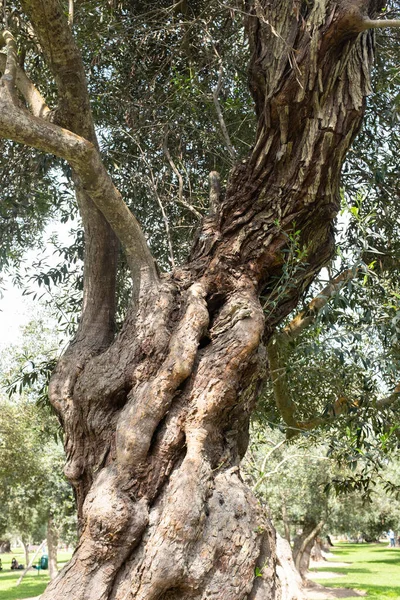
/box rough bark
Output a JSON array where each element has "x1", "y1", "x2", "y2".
[{"x1": 0, "y1": 0, "x2": 387, "y2": 598}]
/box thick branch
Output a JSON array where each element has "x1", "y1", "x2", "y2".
[
  {"x1": 20, "y1": 0, "x2": 95, "y2": 140},
  {"x1": 19, "y1": 0, "x2": 123, "y2": 354},
  {"x1": 0, "y1": 30, "x2": 18, "y2": 101},
  {"x1": 0, "y1": 92, "x2": 157, "y2": 288},
  {"x1": 0, "y1": 51, "x2": 50, "y2": 117}
]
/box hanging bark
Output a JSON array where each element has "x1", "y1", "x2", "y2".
[{"x1": 0, "y1": 0, "x2": 392, "y2": 598}]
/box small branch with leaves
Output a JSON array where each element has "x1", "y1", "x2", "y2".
[{"x1": 267, "y1": 267, "x2": 400, "y2": 438}]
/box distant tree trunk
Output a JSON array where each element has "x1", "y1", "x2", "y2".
[
  {"x1": 47, "y1": 515, "x2": 59, "y2": 580},
  {"x1": 311, "y1": 537, "x2": 326, "y2": 562},
  {"x1": 276, "y1": 533, "x2": 306, "y2": 600},
  {"x1": 20, "y1": 539, "x2": 29, "y2": 568},
  {"x1": 0, "y1": 540, "x2": 11, "y2": 553},
  {"x1": 282, "y1": 499, "x2": 291, "y2": 544},
  {"x1": 293, "y1": 521, "x2": 324, "y2": 578},
  {"x1": 0, "y1": 0, "x2": 385, "y2": 598}
]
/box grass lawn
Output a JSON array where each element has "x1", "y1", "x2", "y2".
[
  {"x1": 0, "y1": 548, "x2": 73, "y2": 600},
  {"x1": 311, "y1": 542, "x2": 400, "y2": 599}
]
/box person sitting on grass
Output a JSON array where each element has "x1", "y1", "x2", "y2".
[
  {"x1": 11, "y1": 557, "x2": 18, "y2": 570},
  {"x1": 0, "y1": 558, "x2": 2, "y2": 571}
]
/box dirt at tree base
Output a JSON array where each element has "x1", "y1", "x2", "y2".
[{"x1": 304, "y1": 580, "x2": 366, "y2": 599}]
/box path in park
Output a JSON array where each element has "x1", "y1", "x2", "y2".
[
  {"x1": 305, "y1": 558, "x2": 365, "y2": 599},
  {"x1": 305, "y1": 581, "x2": 365, "y2": 599}
]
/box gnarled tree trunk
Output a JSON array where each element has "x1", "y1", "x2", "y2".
[{"x1": 0, "y1": 0, "x2": 386, "y2": 598}]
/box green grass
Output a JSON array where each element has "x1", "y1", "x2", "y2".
[
  {"x1": 1, "y1": 542, "x2": 398, "y2": 599},
  {"x1": 0, "y1": 548, "x2": 73, "y2": 600},
  {"x1": 311, "y1": 542, "x2": 400, "y2": 599}
]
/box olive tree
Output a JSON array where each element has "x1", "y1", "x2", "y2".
[{"x1": 1, "y1": 1, "x2": 399, "y2": 598}]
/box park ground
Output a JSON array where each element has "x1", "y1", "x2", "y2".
[
  {"x1": 307, "y1": 542, "x2": 400, "y2": 599},
  {"x1": 0, "y1": 548, "x2": 72, "y2": 600},
  {"x1": 0, "y1": 543, "x2": 398, "y2": 599}
]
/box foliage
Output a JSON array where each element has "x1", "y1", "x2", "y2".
[
  {"x1": 244, "y1": 427, "x2": 400, "y2": 544},
  {"x1": 0, "y1": 320, "x2": 76, "y2": 547}
]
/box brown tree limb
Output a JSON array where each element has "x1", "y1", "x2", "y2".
[
  {"x1": 68, "y1": 0, "x2": 74, "y2": 26},
  {"x1": 20, "y1": 0, "x2": 95, "y2": 140},
  {"x1": 19, "y1": 0, "x2": 121, "y2": 354},
  {"x1": 0, "y1": 30, "x2": 18, "y2": 102}
]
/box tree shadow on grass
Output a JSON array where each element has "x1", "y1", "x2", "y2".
[
  {"x1": 314, "y1": 568, "x2": 371, "y2": 574},
  {"x1": 319, "y1": 580, "x2": 400, "y2": 594}
]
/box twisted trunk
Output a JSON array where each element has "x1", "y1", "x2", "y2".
[
  {"x1": 44, "y1": 3, "x2": 379, "y2": 598},
  {"x1": 293, "y1": 521, "x2": 324, "y2": 578},
  {"x1": 0, "y1": 0, "x2": 386, "y2": 598}
]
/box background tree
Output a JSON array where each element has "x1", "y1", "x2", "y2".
[
  {"x1": 1, "y1": 1, "x2": 400, "y2": 598},
  {"x1": 0, "y1": 323, "x2": 76, "y2": 573}
]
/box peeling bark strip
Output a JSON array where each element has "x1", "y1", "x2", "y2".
[{"x1": 0, "y1": 1, "x2": 388, "y2": 598}]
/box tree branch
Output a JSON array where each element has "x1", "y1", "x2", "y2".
[
  {"x1": 20, "y1": 0, "x2": 95, "y2": 140},
  {"x1": 163, "y1": 134, "x2": 202, "y2": 219},
  {"x1": 68, "y1": 0, "x2": 74, "y2": 26},
  {"x1": 213, "y1": 63, "x2": 236, "y2": 161},
  {"x1": 362, "y1": 18, "x2": 400, "y2": 30},
  {"x1": 18, "y1": 1, "x2": 121, "y2": 353},
  {"x1": 267, "y1": 267, "x2": 368, "y2": 438},
  {"x1": 15, "y1": 2, "x2": 160, "y2": 336},
  {"x1": 280, "y1": 267, "x2": 358, "y2": 343},
  {"x1": 0, "y1": 82, "x2": 158, "y2": 291},
  {"x1": 0, "y1": 30, "x2": 18, "y2": 102},
  {"x1": 0, "y1": 50, "x2": 50, "y2": 118}
]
